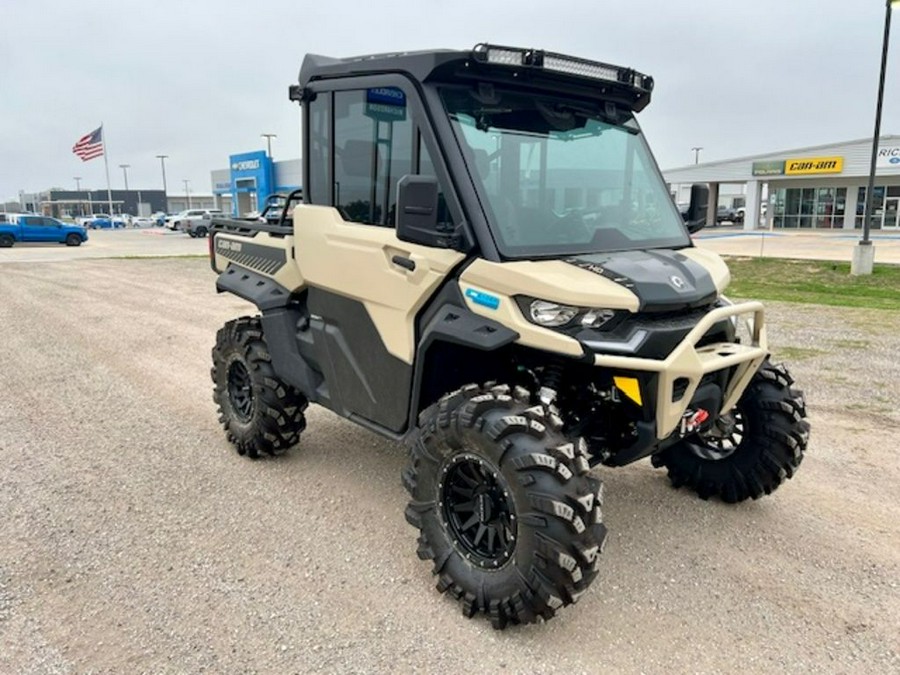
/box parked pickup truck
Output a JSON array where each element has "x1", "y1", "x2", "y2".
[
  {"x1": 0, "y1": 215, "x2": 88, "y2": 247},
  {"x1": 165, "y1": 209, "x2": 225, "y2": 232}
]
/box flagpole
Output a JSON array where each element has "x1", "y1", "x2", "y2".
[{"x1": 101, "y1": 122, "x2": 114, "y2": 216}]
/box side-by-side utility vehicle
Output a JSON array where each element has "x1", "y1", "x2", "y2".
[{"x1": 206, "y1": 44, "x2": 809, "y2": 629}]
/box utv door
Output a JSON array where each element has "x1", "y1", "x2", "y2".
[{"x1": 295, "y1": 83, "x2": 465, "y2": 433}]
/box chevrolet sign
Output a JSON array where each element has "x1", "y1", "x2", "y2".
[{"x1": 232, "y1": 159, "x2": 261, "y2": 171}]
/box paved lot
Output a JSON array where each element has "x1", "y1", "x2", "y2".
[
  {"x1": 695, "y1": 227, "x2": 900, "y2": 264},
  {"x1": 1, "y1": 248, "x2": 898, "y2": 672},
  {"x1": 0, "y1": 227, "x2": 207, "y2": 263}
]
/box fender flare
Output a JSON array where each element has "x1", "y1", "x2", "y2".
[{"x1": 215, "y1": 264, "x2": 292, "y2": 311}]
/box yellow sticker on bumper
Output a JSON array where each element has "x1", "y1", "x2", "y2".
[{"x1": 614, "y1": 376, "x2": 642, "y2": 406}]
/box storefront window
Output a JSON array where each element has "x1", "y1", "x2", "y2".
[
  {"x1": 773, "y1": 186, "x2": 847, "y2": 229},
  {"x1": 857, "y1": 186, "x2": 886, "y2": 229}
]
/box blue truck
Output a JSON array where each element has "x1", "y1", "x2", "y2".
[{"x1": 0, "y1": 214, "x2": 89, "y2": 247}]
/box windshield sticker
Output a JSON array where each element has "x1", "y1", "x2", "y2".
[{"x1": 465, "y1": 288, "x2": 500, "y2": 310}]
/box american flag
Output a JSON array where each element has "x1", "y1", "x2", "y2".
[{"x1": 72, "y1": 126, "x2": 104, "y2": 161}]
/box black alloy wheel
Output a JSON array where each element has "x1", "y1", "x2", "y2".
[
  {"x1": 227, "y1": 360, "x2": 254, "y2": 423},
  {"x1": 687, "y1": 409, "x2": 745, "y2": 461},
  {"x1": 440, "y1": 454, "x2": 516, "y2": 568}
]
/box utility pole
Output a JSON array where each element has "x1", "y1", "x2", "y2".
[
  {"x1": 74, "y1": 177, "x2": 82, "y2": 191},
  {"x1": 692, "y1": 147, "x2": 703, "y2": 165},
  {"x1": 119, "y1": 164, "x2": 130, "y2": 191},
  {"x1": 183, "y1": 179, "x2": 192, "y2": 209}
]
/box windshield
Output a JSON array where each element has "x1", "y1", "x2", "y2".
[{"x1": 441, "y1": 87, "x2": 690, "y2": 257}]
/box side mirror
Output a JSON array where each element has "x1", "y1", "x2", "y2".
[
  {"x1": 396, "y1": 175, "x2": 444, "y2": 247},
  {"x1": 685, "y1": 183, "x2": 709, "y2": 234}
]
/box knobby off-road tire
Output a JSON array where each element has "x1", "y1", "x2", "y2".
[
  {"x1": 211, "y1": 316, "x2": 308, "y2": 458},
  {"x1": 653, "y1": 361, "x2": 809, "y2": 502},
  {"x1": 404, "y1": 384, "x2": 607, "y2": 629}
]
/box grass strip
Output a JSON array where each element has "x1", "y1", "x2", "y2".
[{"x1": 724, "y1": 257, "x2": 900, "y2": 310}]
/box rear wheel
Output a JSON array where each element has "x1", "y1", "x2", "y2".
[
  {"x1": 404, "y1": 384, "x2": 607, "y2": 629},
  {"x1": 0, "y1": 234, "x2": 14, "y2": 248},
  {"x1": 653, "y1": 361, "x2": 809, "y2": 502},
  {"x1": 195, "y1": 226, "x2": 208, "y2": 238},
  {"x1": 211, "y1": 316, "x2": 308, "y2": 458}
]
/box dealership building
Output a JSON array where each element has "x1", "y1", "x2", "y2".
[
  {"x1": 664, "y1": 135, "x2": 900, "y2": 231},
  {"x1": 210, "y1": 150, "x2": 301, "y2": 216}
]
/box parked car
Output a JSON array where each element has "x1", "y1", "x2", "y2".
[
  {"x1": 0, "y1": 214, "x2": 88, "y2": 247},
  {"x1": 87, "y1": 215, "x2": 127, "y2": 229},
  {"x1": 131, "y1": 215, "x2": 156, "y2": 227},
  {"x1": 716, "y1": 206, "x2": 737, "y2": 224},
  {"x1": 151, "y1": 212, "x2": 168, "y2": 227},
  {"x1": 76, "y1": 213, "x2": 109, "y2": 227},
  {"x1": 165, "y1": 209, "x2": 224, "y2": 231}
]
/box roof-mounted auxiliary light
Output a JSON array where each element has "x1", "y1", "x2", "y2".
[
  {"x1": 471, "y1": 43, "x2": 653, "y2": 92},
  {"x1": 543, "y1": 54, "x2": 619, "y2": 82}
]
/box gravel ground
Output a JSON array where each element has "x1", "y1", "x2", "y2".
[{"x1": 1, "y1": 257, "x2": 898, "y2": 674}]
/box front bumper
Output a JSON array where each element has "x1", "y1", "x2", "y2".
[{"x1": 591, "y1": 301, "x2": 768, "y2": 440}]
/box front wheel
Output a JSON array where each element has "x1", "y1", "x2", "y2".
[
  {"x1": 65, "y1": 233, "x2": 82, "y2": 247},
  {"x1": 653, "y1": 361, "x2": 809, "y2": 502},
  {"x1": 404, "y1": 384, "x2": 607, "y2": 629},
  {"x1": 211, "y1": 316, "x2": 308, "y2": 458}
]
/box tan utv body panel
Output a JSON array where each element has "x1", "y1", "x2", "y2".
[
  {"x1": 459, "y1": 259, "x2": 641, "y2": 358},
  {"x1": 459, "y1": 256, "x2": 764, "y2": 441},
  {"x1": 292, "y1": 205, "x2": 465, "y2": 364},
  {"x1": 679, "y1": 247, "x2": 731, "y2": 293},
  {"x1": 214, "y1": 230, "x2": 305, "y2": 293}
]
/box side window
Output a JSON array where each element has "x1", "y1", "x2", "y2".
[
  {"x1": 333, "y1": 88, "x2": 413, "y2": 226},
  {"x1": 307, "y1": 93, "x2": 331, "y2": 206}
]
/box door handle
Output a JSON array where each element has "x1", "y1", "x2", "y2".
[{"x1": 391, "y1": 255, "x2": 416, "y2": 271}]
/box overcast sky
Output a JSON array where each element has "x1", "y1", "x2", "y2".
[{"x1": 2, "y1": 0, "x2": 898, "y2": 202}]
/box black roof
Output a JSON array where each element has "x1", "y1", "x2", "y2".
[{"x1": 295, "y1": 45, "x2": 654, "y2": 111}]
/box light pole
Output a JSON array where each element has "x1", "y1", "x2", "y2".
[
  {"x1": 156, "y1": 154, "x2": 169, "y2": 194},
  {"x1": 119, "y1": 164, "x2": 130, "y2": 191},
  {"x1": 261, "y1": 133, "x2": 277, "y2": 158},
  {"x1": 183, "y1": 179, "x2": 192, "y2": 209},
  {"x1": 692, "y1": 147, "x2": 703, "y2": 165},
  {"x1": 74, "y1": 177, "x2": 82, "y2": 191},
  {"x1": 853, "y1": 0, "x2": 899, "y2": 275}
]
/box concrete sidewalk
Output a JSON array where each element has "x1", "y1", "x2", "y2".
[{"x1": 694, "y1": 227, "x2": 900, "y2": 264}]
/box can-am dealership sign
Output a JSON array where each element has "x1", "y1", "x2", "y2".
[{"x1": 877, "y1": 145, "x2": 900, "y2": 168}]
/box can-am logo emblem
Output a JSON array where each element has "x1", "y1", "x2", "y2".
[{"x1": 670, "y1": 275, "x2": 687, "y2": 290}]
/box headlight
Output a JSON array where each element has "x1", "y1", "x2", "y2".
[
  {"x1": 522, "y1": 298, "x2": 619, "y2": 330},
  {"x1": 581, "y1": 309, "x2": 616, "y2": 329},
  {"x1": 529, "y1": 300, "x2": 578, "y2": 327}
]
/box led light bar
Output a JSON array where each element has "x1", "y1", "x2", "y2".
[
  {"x1": 484, "y1": 46, "x2": 525, "y2": 66},
  {"x1": 471, "y1": 43, "x2": 653, "y2": 93},
  {"x1": 543, "y1": 54, "x2": 619, "y2": 83}
]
